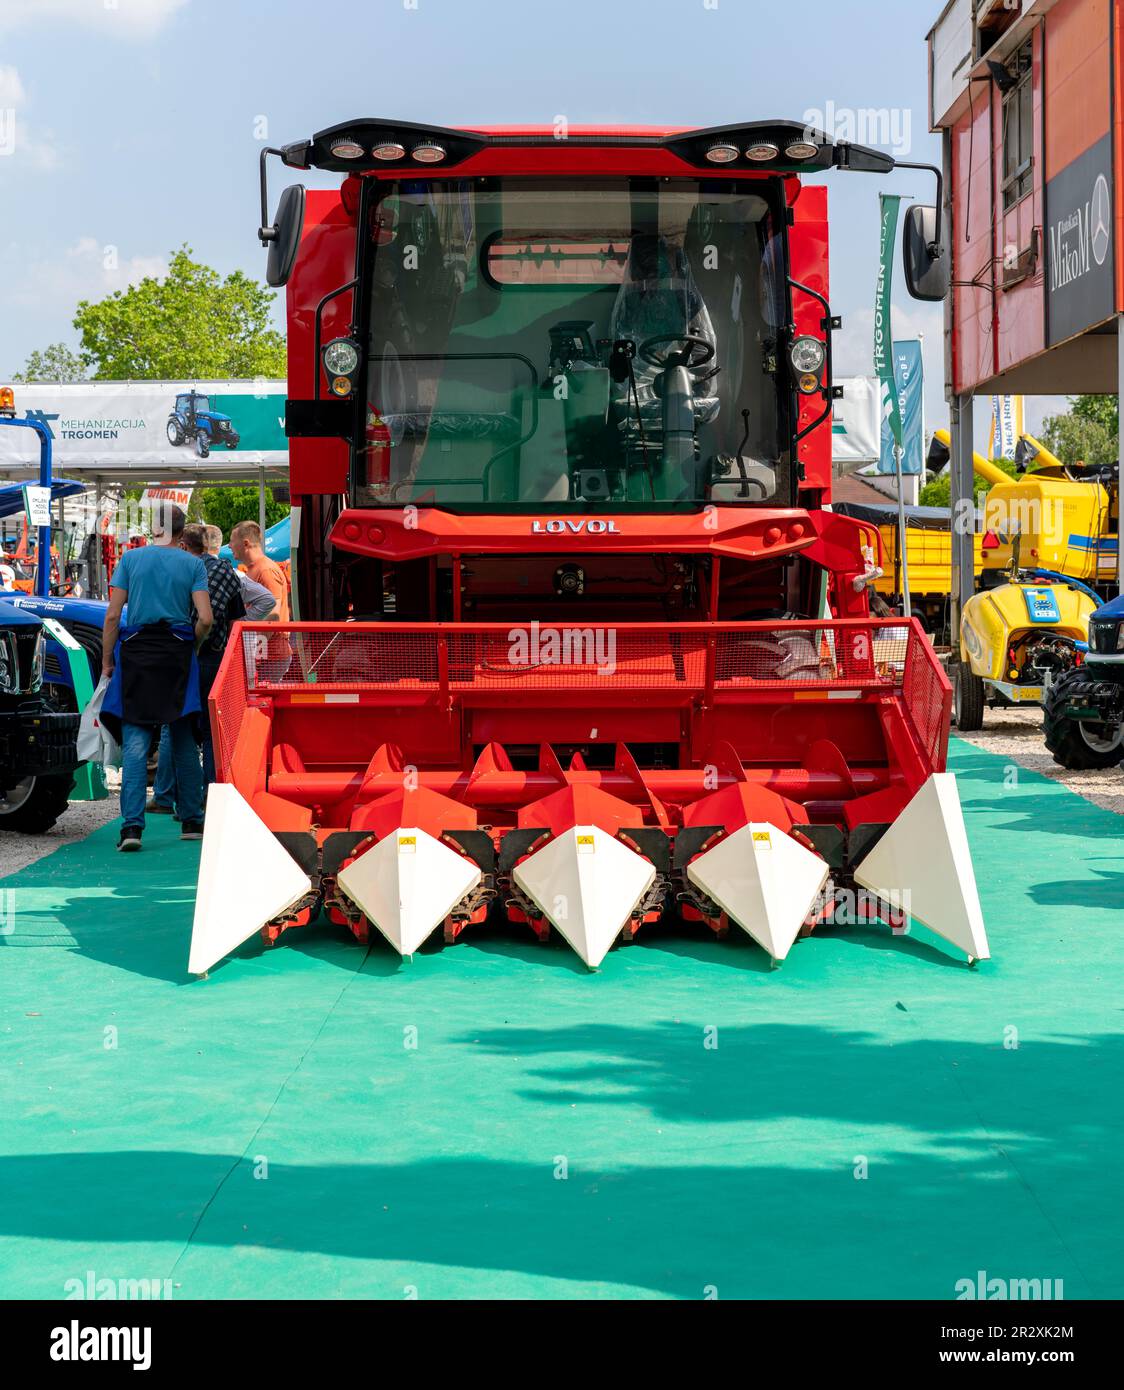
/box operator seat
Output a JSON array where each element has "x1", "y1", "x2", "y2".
[{"x1": 609, "y1": 234, "x2": 720, "y2": 461}]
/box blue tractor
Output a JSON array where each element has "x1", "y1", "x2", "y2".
[
  {"x1": 0, "y1": 597, "x2": 83, "y2": 832},
  {"x1": 1, "y1": 591, "x2": 107, "y2": 710},
  {"x1": 166, "y1": 390, "x2": 240, "y2": 459},
  {"x1": 1044, "y1": 592, "x2": 1124, "y2": 768}
]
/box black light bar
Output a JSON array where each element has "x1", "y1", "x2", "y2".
[
  {"x1": 283, "y1": 119, "x2": 486, "y2": 174},
  {"x1": 278, "y1": 117, "x2": 898, "y2": 177}
]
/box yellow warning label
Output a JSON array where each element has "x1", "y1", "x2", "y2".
[
  {"x1": 576, "y1": 834, "x2": 595, "y2": 853},
  {"x1": 398, "y1": 836, "x2": 417, "y2": 852},
  {"x1": 752, "y1": 831, "x2": 772, "y2": 846}
]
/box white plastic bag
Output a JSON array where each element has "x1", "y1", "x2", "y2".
[{"x1": 77, "y1": 674, "x2": 121, "y2": 769}]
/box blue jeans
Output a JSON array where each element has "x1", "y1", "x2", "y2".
[
  {"x1": 122, "y1": 718, "x2": 203, "y2": 828},
  {"x1": 152, "y1": 727, "x2": 177, "y2": 809},
  {"x1": 153, "y1": 660, "x2": 219, "y2": 802}
]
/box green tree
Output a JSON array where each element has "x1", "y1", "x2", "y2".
[
  {"x1": 74, "y1": 246, "x2": 286, "y2": 380},
  {"x1": 1042, "y1": 396, "x2": 1116, "y2": 467},
  {"x1": 1071, "y1": 393, "x2": 1117, "y2": 439},
  {"x1": 201, "y1": 486, "x2": 287, "y2": 541},
  {"x1": 12, "y1": 341, "x2": 91, "y2": 381}
]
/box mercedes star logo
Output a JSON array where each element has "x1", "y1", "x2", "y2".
[{"x1": 1091, "y1": 174, "x2": 1111, "y2": 267}]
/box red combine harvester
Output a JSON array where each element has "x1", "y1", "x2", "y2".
[{"x1": 190, "y1": 119, "x2": 988, "y2": 975}]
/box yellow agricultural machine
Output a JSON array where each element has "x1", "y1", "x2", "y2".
[
  {"x1": 924, "y1": 429, "x2": 1111, "y2": 728},
  {"x1": 931, "y1": 427, "x2": 1119, "y2": 594},
  {"x1": 953, "y1": 540, "x2": 1099, "y2": 730}
]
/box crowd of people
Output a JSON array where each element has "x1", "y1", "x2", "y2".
[{"x1": 99, "y1": 511, "x2": 289, "y2": 852}]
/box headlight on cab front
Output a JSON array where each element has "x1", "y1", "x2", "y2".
[
  {"x1": 0, "y1": 633, "x2": 16, "y2": 692},
  {"x1": 1089, "y1": 618, "x2": 1124, "y2": 653},
  {"x1": 31, "y1": 628, "x2": 45, "y2": 690},
  {"x1": 789, "y1": 335, "x2": 825, "y2": 390}
]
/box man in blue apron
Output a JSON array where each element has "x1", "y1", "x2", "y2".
[{"x1": 99, "y1": 505, "x2": 213, "y2": 851}]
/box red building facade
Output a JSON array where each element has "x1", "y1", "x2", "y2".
[
  {"x1": 929, "y1": 0, "x2": 1123, "y2": 598},
  {"x1": 932, "y1": 0, "x2": 1120, "y2": 391}
]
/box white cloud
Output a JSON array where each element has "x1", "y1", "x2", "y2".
[
  {"x1": 836, "y1": 303, "x2": 1074, "y2": 455},
  {"x1": 0, "y1": 66, "x2": 26, "y2": 107},
  {"x1": 0, "y1": 1, "x2": 189, "y2": 35},
  {"x1": 834, "y1": 302, "x2": 943, "y2": 380},
  {"x1": 0, "y1": 64, "x2": 60, "y2": 169},
  {"x1": 5, "y1": 236, "x2": 169, "y2": 314}
]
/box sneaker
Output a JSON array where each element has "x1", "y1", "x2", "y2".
[
  {"x1": 180, "y1": 820, "x2": 204, "y2": 840},
  {"x1": 117, "y1": 825, "x2": 143, "y2": 852},
  {"x1": 147, "y1": 800, "x2": 175, "y2": 816}
]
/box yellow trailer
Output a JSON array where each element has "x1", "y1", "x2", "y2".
[{"x1": 834, "y1": 500, "x2": 984, "y2": 632}]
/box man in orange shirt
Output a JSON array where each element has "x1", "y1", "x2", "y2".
[{"x1": 230, "y1": 520, "x2": 290, "y2": 621}]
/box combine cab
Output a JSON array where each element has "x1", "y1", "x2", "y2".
[{"x1": 189, "y1": 119, "x2": 988, "y2": 974}]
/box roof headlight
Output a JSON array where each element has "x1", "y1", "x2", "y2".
[
  {"x1": 329, "y1": 136, "x2": 366, "y2": 160},
  {"x1": 784, "y1": 141, "x2": 820, "y2": 161}
]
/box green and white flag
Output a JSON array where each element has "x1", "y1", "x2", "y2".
[
  {"x1": 874, "y1": 194, "x2": 904, "y2": 456},
  {"x1": 874, "y1": 194, "x2": 912, "y2": 616}
]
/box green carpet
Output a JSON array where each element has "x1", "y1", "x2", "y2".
[{"x1": 1, "y1": 739, "x2": 1121, "y2": 1300}]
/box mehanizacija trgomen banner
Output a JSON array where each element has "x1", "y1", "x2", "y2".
[{"x1": 0, "y1": 381, "x2": 287, "y2": 470}]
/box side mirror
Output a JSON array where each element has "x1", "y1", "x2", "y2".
[
  {"x1": 264, "y1": 184, "x2": 306, "y2": 287},
  {"x1": 834, "y1": 141, "x2": 896, "y2": 175},
  {"x1": 902, "y1": 204, "x2": 949, "y2": 302}
]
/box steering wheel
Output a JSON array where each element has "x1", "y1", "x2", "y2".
[{"x1": 638, "y1": 334, "x2": 715, "y2": 371}]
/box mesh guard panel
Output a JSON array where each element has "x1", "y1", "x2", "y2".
[{"x1": 214, "y1": 619, "x2": 948, "y2": 782}]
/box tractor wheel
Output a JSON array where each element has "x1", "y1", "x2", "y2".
[
  {"x1": 166, "y1": 418, "x2": 184, "y2": 446},
  {"x1": 1044, "y1": 669, "x2": 1124, "y2": 769},
  {"x1": 194, "y1": 433, "x2": 210, "y2": 459},
  {"x1": 0, "y1": 772, "x2": 75, "y2": 834},
  {"x1": 952, "y1": 662, "x2": 985, "y2": 731}
]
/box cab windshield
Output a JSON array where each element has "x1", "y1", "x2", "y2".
[{"x1": 358, "y1": 178, "x2": 791, "y2": 509}]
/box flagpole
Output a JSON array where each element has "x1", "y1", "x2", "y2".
[
  {"x1": 874, "y1": 193, "x2": 912, "y2": 626},
  {"x1": 895, "y1": 441, "x2": 912, "y2": 621},
  {"x1": 917, "y1": 331, "x2": 925, "y2": 508}
]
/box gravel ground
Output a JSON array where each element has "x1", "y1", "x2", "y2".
[
  {"x1": 956, "y1": 706, "x2": 1124, "y2": 816},
  {"x1": 0, "y1": 779, "x2": 121, "y2": 879}
]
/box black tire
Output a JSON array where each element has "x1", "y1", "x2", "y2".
[
  {"x1": 952, "y1": 662, "x2": 985, "y2": 731},
  {"x1": 1043, "y1": 668, "x2": 1124, "y2": 769},
  {"x1": 0, "y1": 772, "x2": 75, "y2": 834},
  {"x1": 166, "y1": 417, "x2": 184, "y2": 446},
  {"x1": 194, "y1": 432, "x2": 210, "y2": 459}
]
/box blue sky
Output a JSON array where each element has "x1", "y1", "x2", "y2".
[{"x1": 0, "y1": 0, "x2": 1060, "y2": 440}]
